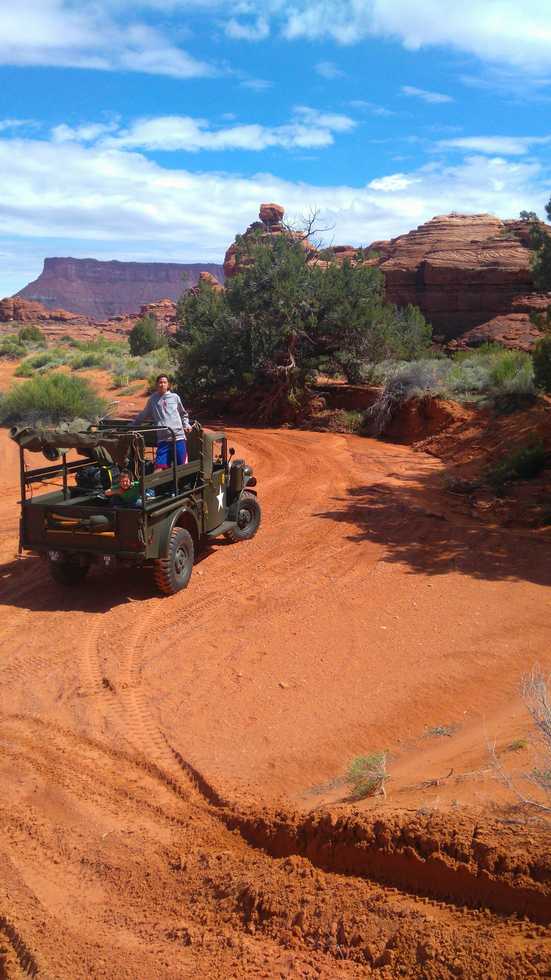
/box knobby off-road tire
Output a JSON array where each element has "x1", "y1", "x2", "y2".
[
  {"x1": 154, "y1": 527, "x2": 194, "y2": 596},
  {"x1": 48, "y1": 557, "x2": 90, "y2": 587},
  {"x1": 225, "y1": 492, "x2": 261, "y2": 543}
]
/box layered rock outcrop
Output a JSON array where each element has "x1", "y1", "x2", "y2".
[
  {"x1": 0, "y1": 296, "x2": 87, "y2": 324},
  {"x1": 372, "y1": 214, "x2": 542, "y2": 339},
  {"x1": 17, "y1": 257, "x2": 225, "y2": 320},
  {"x1": 224, "y1": 205, "x2": 550, "y2": 346}
]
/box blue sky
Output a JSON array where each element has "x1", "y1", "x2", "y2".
[{"x1": 0, "y1": 0, "x2": 550, "y2": 296}]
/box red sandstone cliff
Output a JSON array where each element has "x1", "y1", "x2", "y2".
[{"x1": 16, "y1": 257, "x2": 225, "y2": 320}]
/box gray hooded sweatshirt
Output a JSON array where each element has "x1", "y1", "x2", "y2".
[{"x1": 134, "y1": 391, "x2": 190, "y2": 442}]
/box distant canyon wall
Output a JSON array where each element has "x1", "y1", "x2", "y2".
[{"x1": 16, "y1": 257, "x2": 225, "y2": 320}]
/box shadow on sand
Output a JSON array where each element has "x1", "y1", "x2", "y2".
[
  {"x1": 0, "y1": 542, "x2": 223, "y2": 614},
  {"x1": 317, "y1": 476, "x2": 551, "y2": 588}
]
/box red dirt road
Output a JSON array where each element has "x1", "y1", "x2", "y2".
[{"x1": 1, "y1": 421, "x2": 550, "y2": 976}]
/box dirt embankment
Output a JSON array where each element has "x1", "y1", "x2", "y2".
[{"x1": 1, "y1": 405, "x2": 551, "y2": 976}]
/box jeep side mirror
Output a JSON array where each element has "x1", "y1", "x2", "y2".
[{"x1": 229, "y1": 447, "x2": 235, "y2": 457}]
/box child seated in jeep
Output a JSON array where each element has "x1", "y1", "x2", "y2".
[{"x1": 104, "y1": 470, "x2": 141, "y2": 507}]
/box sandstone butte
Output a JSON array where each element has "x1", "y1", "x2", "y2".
[
  {"x1": 15, "y1": 256, "x2": 225, "y2": 320},
  {"x1": 224, "y1": 204, "x2": 551, "y2": 349}
]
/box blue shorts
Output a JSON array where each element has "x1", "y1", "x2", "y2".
[{"x1": 156, "y1": 439, "x2": 187, "y2": 468}]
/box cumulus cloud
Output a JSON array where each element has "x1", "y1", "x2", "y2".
[
  {"x1": 438, "y1": 135, "x2": 551, "y2": 155},
  {"x1": 0, "y1": 0, "x2": 214, "y2": 77},
  {"x1": 58, "y1": 108, "x2": 356, "y2": 152},
  {"x1": 401, "y1": 85, "x2": 453, "y2": 104},
  {"x1": 0, "y1": 136, "x2": 545, "y2": 284},
  {"x1": 5, "y1": 1, "x2": 551, "y2": 78}
]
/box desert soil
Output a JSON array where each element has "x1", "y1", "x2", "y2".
[{"x1": 1, "y1": 380, "x2": 550, "y2": 977}]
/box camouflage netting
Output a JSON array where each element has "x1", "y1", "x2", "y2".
[{"x1": 10, "y1": 419, "x2": 134, "y2": 466}]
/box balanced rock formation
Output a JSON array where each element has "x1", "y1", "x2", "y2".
[
  {"x1": 17, "y1": 257, "x2": 225, "y2": 320},
  {"x1": 224, "y1": 203, "x2": 315, "y2": 278}
]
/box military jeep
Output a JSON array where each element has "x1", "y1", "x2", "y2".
[{"x1": 12, "y1": 420, "x2": 260, "y2": 595}]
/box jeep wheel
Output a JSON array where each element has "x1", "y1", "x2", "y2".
[
  {"x1": 48, "y1": 557, "x2": 90, "y2": 587},
  {"x1": 154, "y1": 527, "x2": 194, "y2": 596},
  {"x1": 225, "y1": 492, "x2": 261, "y2": 542}
]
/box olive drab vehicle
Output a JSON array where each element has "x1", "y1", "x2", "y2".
[{"x1": 12, "y1": 420, "x2": 260, "y2": 595}]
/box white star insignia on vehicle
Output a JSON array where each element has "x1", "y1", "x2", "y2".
[{"x1": 216, "y1": 487, "x2": 224, "y2": 510}]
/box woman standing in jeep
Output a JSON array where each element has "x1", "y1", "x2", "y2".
[{"x1": 133, "y1": 374, "x2": 192, "y2": 470}]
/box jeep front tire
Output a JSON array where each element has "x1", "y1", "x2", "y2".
[{"x1": 225, "y1": 492, "x2": 261, "y2": 542}]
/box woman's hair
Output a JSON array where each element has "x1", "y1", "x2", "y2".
[{"x1": 155, "y1": 373, "x2": 170, "y2": 385}]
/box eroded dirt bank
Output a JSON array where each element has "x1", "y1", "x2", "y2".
[{"x1": 1, "y1": 421, "x2": 550, "y2": 976}]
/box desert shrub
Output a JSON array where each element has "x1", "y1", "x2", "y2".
[
  {"x1": 523, "y1": 669, "x2": 551, "y2": 803},
  {"x1": 70, "y1": 350, "x2": 109, "y2": 371},
  {"x1": 18, "y1": 324, "x2": 46, "y2": 344},
  {"x1": 533, "y1": 335, "x2": 551, "y2": 393},
  {"x1": 14, "y1": 348, "x2": 68, "y2": 376},
  {"x1": 0, "y1": 340, "x2": 26, "y2": 359},
  {"x1": 486, "y1": 440, "x2": 546, "y2": 490},
  {"x1": 110, "y1": 348, "x2": 174, "y2": 388},
  {"x1": 129, "y1": 314, "x2": 165, "y2": 356},
  {"x1": 0, "y1": 373, "x2": 107, "y2": 425},
  {"x1": 346, "y1": 753, "x2": 388, "y2": 799}
]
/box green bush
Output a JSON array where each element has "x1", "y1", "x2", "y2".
[
  {"x1": 109, "y1": 348, "x2": 174, "y2": 388},
  {"x1": 533, "y1": 335, "x2": 551, "y2": 393},
  {"x1": 18, "y1": 324, "x2": 46, "y2": 344},
  {"x1": 0, "y1": 340, "x2": 26, "y2": 360},
  {"x1": 0, "y1": 373, "x2": 108, "y2": 425},
  {"x1": 128, "y1": 315, "x2": 165, "y2": 356},
  {"x1": 70, "y1": 351, "x2": 109, "y2": 371},
  {"x1": 486, "y1": 440, "x2": 546, "y2": 490},
  {"x1": 14, "y1": 348, "x2": 68, "y2": 376}
]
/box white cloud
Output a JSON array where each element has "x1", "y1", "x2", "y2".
[
  {"x1": 401, "y1": 85, "x2": 453, "y2": 104},
  {"x1": 439, "y1": 135, "x2": 551, "y2": 155},
  {"x1": 0, "y1": 0, "x2": 214, "y2": 78},
  {"x1": 369, "y1": 173, "x2": 418, "y2": 191},
  {"x1": 350, "y1": 100, "x2": 394, "y2": 117},
  {"x1": 0, "y1": 134, "x2": 545, "y2": 297},
  {"x1": 225, "y1": 16, "x2": 269, "y2": 40},
  {"x1": 315, "y1": 61, "x2": 345, "y2": 79},
  {"x1": 65, "y1": 108, "x2": 356, "y2": 153}
]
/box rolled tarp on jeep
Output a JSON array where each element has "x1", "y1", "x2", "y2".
[{"x1": 12, "y1": 420, "x2": 260, "y2": 595}]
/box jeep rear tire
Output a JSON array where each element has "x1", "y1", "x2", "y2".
[
  {"x1": 225, "y1": 492, "x2": 261, "y2": 542},
  {"x1": 48, "y1": 557, "x2": 90, "y2": 587},
  {"x1": 154, "y1": 527, "x2": 194, "y2": 596}
]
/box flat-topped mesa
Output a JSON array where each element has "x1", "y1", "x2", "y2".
[
  {"x1": 16, "y1": 257, "x2": 225, "y2": 320},
  {"x1": 368, "y1": 212, "x2": 544, "y2": 339},
  {"x1": 224, "y1": 203, "x2": 317, "y2": 278}
]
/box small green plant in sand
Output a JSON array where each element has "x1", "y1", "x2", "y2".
[
  {"x1": 426, "y1": 725, "x2": 457, "y2": 738},
  {"x1": 346, "y1": 752, "x2": 388, "y2": 799},
  {"x1": 506, "y1": 739, "x2": 528, "y2": 752}
]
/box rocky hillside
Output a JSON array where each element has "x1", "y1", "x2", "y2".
[
  {"x1": 224, "y1": 205, "x2": 551, "y2": 347},
  {"x1": 16, "y1": 257, "x2": 224, "y2": 319}
]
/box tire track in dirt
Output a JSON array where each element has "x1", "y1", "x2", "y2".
[{"x1": 0, "y1": 915, "x2": 39, "y2": 978}]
